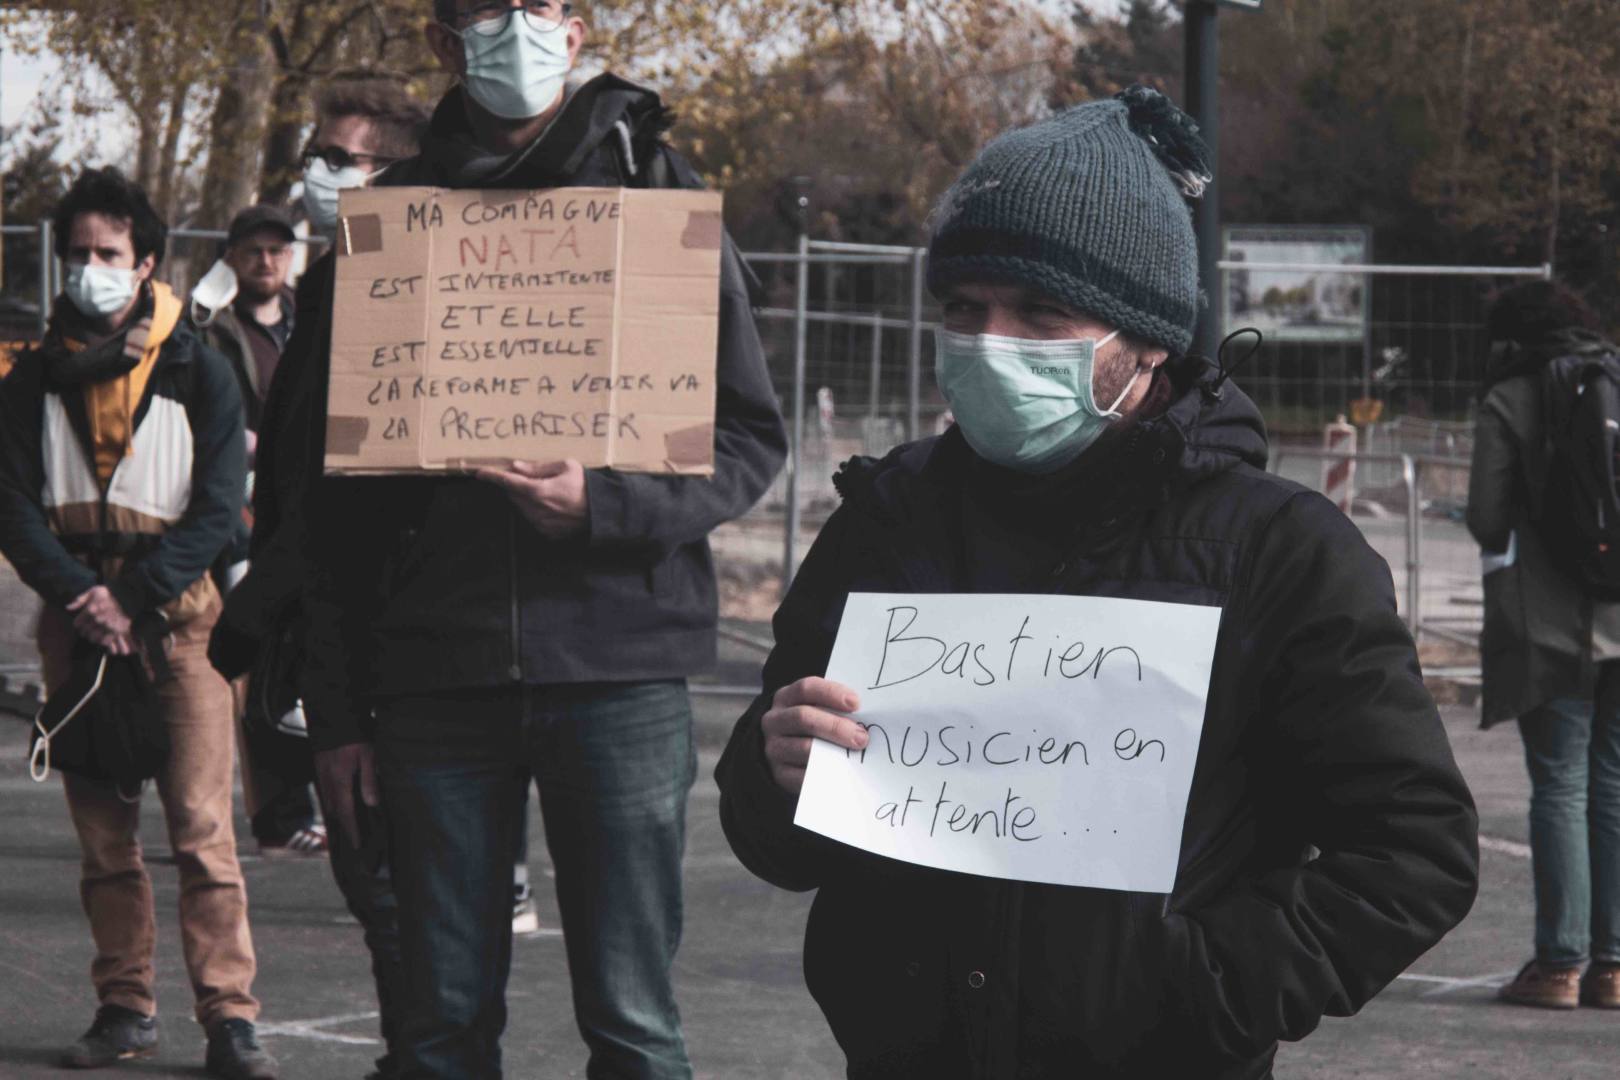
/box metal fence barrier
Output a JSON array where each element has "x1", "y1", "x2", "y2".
[
  {"x1": 2, "y1": 225, "x2": 1497, "y2": 676},
  {"x1": 1269, "y1": 445, "x2": 1481, "y2": 674},
  {"x1": 1, "y1": 222, "x2": 328, "y2": 340}
]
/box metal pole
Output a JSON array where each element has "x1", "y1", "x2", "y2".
[
  {"x1": 868, "y1": 315, "x2": 883, "y2": 422},
  {"x1": 1185, "y1": 1, "x2": 1221, "y2": 361},
  {"x1": 908, "y1": 248, "x2": 925, "y2": 441},
  {"x1": 783, "y1": 231, "x2": 809, "y2": 596},
  {"x1": 36, "y1": 220, "x2": 52, "y2": 339},
  {"x1": 1403, "y1": 454, "x2": 1422, "y2": 633}
]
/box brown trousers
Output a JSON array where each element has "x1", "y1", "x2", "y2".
[{"x1": 39, "y1": 592, "x2": 260, "y2": 1025}]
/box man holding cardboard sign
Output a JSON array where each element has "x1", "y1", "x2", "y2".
[
  {"x1": 716, "y1": 87, "x2": 1479, "y2": 1079},
  {"x1": 278, "y1": 2, "x2": 786, "y2": 1077}
]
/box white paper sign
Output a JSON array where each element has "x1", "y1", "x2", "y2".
[{"x1": 793, "y1": 593, "x2": 1222, "y2": 892}]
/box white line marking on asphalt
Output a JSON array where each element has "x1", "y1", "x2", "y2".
[
  {"x1": 1394, "y1": 971, "x2": 1518, "y2": 997},
  {"x1": 1479, "y1": 834, "x2": 1532, "y2": 859},
  {"x1": 255, "y1": 1010, "x2": 383, "y2": 1046}
]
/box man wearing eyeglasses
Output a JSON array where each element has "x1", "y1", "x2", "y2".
[
  {"x1": 298, "y1": 73, "x2": 431, "y2": 241},
  {"x1": 276, "y1": 3, "x2": 787, "y2": 1077},
  {"x1": 208, "y1": 72, "x2": 432, "y2": 1080},
  {"x1": 194, "y1": 206, "x2": 298, "y2": 439}
]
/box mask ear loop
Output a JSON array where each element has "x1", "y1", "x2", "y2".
[
  {"x1": 1090, "y1": 329, "x2": 1138, "y2": 417},
  {"x1": 1102, "y1": 366, "x2": 1143, "y2": 418},
  {"x1": 1210, "y1": 327, "x2": 1264, "y2": 395}
]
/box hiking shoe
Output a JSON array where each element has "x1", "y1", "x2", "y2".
[
  {"x1": 59, "y1": 1004, "x2": 159, "y2": 1067},
  {"x1": 1581, "y1": 961, "x2": 1620, "y2": 1008},
  {"x1": 204, "y1": 1019, "x2": 279, "y2": 1080},
  {"x1": 1498, "y1": 960, "x2": 1581, "y2": 1008},
  {"x1": 259, "y1": 824, "x2": 327, "y2": 858},
  {"x1": 513, "y1": 882, "x2": 541, "y2": 936}
]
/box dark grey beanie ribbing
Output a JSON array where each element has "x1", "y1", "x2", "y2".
[{"x1": 927, "y1": 88, "x2": 1210, "y2": 354}]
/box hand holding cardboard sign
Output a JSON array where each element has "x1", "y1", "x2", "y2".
[
  {"x1": 476, "y1": 459, "x2": 589, "y2": 539},
  {"x1": 761, "y1": 676, "x2": 867, "y2": 794}
]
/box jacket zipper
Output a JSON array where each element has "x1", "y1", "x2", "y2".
[{"x1": 507, "y1": 506, "x2": 523, "y2": 682}]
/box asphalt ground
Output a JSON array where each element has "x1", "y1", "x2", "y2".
[{"x1": 0, "y1": 577, "x2": 1617, "y2": 1076}]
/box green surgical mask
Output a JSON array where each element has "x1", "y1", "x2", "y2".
[{"x1": 935, "y1": 328, "x2": 1135, "y2": 474}]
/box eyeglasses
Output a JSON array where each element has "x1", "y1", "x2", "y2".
[
  {"x1": 456, "y1": 2, "x2": 572, "y2": 35},
  {"x1": 300, "y1": 144, "x2": 399, "y2": 172},
  {"x1": 234, "y1": 243, "x2": 292, "y2": 262}
]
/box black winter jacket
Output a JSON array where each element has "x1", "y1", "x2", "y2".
[
  {"x1": 289, "y1": 76, "x2": 786, "y2": 747},
  {"x1": 716, "y1": 360, "x2": 1478, "y2": 1079},
  {"x1": 0, "y1": 296, "x2": 245, "y2": 622}
]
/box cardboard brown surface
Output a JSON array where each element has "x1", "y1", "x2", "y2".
[{"x1": 325, "y1": 186, "x2": 724, "y2": 476}]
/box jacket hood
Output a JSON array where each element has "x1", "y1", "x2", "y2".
[
  {"x1": 836, "y1": 354, "x2": 1269, "y2": 525},
  {"x1": 381, "y1": 74, "x2": 673, "y2": 191},
  {"x1": 1150, "y1": 353, "x2": 1270, "y2": 483}
]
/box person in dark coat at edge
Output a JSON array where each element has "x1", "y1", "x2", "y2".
[
  {"x1": 714, "y1": 87, "x2": 1480, "y2": 1080},
  {"x1": 207, "y1": 71, "x2": 431, "y2": 1080},
  {"x1": 278, "y1": 1, "x2": 787, "y2": 1077},
  {"x1": 1467, "y1": 281, "x2": 1620, "y2": 1009}
]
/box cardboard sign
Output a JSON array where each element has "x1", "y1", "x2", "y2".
[
  {"x1": 324, "y1": 186, "x2": 724, "y2": 475},
  {"x1": 794, "y1": 593, "x2": 1222, "y2": 892}
]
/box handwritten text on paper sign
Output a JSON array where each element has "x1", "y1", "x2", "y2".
[{"x1": 793, "y1": 593, "x2": 1222, "y2": 892}]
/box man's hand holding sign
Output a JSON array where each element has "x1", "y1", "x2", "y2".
[
  {"x1": 784, "y1": 592, "x2": 1221, "y2": 893},
  {"x1": 475, "y1": 457, "x2": 589, "y2": 538},
  {"x1": 762, "y1": 677, "x2": 868, "y2": 793}
]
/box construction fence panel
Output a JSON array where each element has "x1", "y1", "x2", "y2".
[
  {"x1": 1225, "y1": 267, "x2": 1547, "y2": 438},
  {"x1": 1270, "y1": 446, "x2": 1482, "y2": 675},
  {"x1": 1, "y1": 226, "x2": 1512, "y2": 656}
]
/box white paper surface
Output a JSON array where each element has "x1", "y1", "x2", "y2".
[{"x1": 793, "y1": 593, "x2": 1222, "y2": 892}]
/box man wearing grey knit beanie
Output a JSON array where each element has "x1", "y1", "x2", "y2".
[{"x1": 717, "y1": 87, "x2": 1479, "y2": 1078}]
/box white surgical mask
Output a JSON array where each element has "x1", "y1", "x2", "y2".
[
  {"x1": 65, "y1": 262, "x2": 140, "y2": 321},
  {"x1": 457, "y1": 10, "x2": 571, "y2": 121},
  {"x1": 302, "y1": 157, "x2": 371, "y2": 235},
  {"x1": 935, "y1": 328, "x2": 1138, "y2": 474},
  {"x1": 189, "y1": 258, "x2": 240, "y2": 327}
]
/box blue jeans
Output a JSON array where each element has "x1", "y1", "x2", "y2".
[
  {"x1": 1519, "y1": 671, "x2": 1620, "y2": 966},
  {"x1": 375, "y1": 681, "x2": 697, "y2": 1080},
  {"x1": 319, "y1": 787, "x2": 404, "y2": 1078}
]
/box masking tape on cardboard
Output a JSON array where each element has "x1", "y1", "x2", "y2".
[
  {"x1": 340, "y1": 214, "x2": 384, "y2": 256},
  {"x1": 664, "y1": 423, "x2": 714, "y2": 466},
  {"x1": 326, "y1": 416, "x2": 371, "y2": 456},
  {"x1": 681, "y1": 212, "x2": 723, "y2": 251}
]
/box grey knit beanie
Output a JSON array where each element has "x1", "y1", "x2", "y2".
[{"x1": 927, "y1": 86, "x2": 1212, "y2": 354}]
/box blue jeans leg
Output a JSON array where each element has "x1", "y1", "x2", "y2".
[
  {"x1": 376, "y1": 702, "x2": 525, "y2": 1080},
  {"x1": 1592, "y1": 668, "x2": 1620, "y2": 963},
  {"x1": 320, "y1": 786, "x2": 405, "y2": 1077},
  {"x1": 527, "y1": 681, "x2": 696, "y2": 1080},
  {"x1": 1520, "y1": 697, "x2": 1593, "y2": 966}
]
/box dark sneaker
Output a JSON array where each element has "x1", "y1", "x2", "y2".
[
  {"x1": 1581, "y1": 961, "x2": 1620, "y2": 1008},
  {"x1": 204, "y1": 1019, "x2": 279, "y2": 1080},
  {"x1": 59, "y1": 1003, "x2": 159, "y2": 1068},
  {"x1": 1498, "y1": 960, "x2": 1581, "y2": 1008}
]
